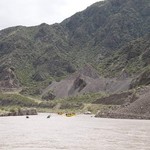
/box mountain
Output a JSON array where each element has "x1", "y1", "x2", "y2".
[
  {"x1": 0, "y1": 24, "x2": 75, "y2": 88},
  {"x1": 0, "y1": 0, "x2": 150, "y2": 91},
  {"x1": 0, "y1": 0, "x2": 150, "y2": 90},
  {"x1": 0, "y1": 0, "x2": 150, "y2": 118},
  {"x1": 61, "y1": 0, "x2": 150, "y2": 64}
]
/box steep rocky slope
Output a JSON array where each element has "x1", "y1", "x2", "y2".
[
  {"x1": 95, "y1": 86, "x2": 150, "y2": 119},
  {"x1": 42, "y1": 65, "x2": 132, "y2": 99}
]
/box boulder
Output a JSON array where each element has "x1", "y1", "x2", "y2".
[{"x1": 0, "y1": 108, "x2": 37, "y2": 117}]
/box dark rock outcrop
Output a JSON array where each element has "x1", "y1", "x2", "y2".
[
  {"x1": 93, "y1": 91, "x2": 135, "y2": 105},
  {"x1": 0, "y1": 67, "x2": 20, "y2": 91},
  {"x1": 68, "y1": 75, "x2": 87, "y2": 95},
  {"x1": 41, "y1": 91, "x2": 55, "y2": 100}
]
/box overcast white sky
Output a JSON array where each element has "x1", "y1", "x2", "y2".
[{"x1": 0, "y1": 0, "x2": 102, "y2": 30}]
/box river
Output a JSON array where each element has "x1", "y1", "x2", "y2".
[{"x1": 0, "y1": 113, "x2": 150, "y2": 150}]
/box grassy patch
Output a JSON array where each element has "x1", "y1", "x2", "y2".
[{"x1": 0, "y1": 93, "x2": 38, "y2": 107}]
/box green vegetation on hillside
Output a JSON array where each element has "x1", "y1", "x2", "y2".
[{"x1": 0, "y1": 0, "x2": 149, "y2": 89}]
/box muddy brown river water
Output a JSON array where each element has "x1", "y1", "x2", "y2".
[{"x1": 0, "y1": 113, "x2": 150, "y2": 150}]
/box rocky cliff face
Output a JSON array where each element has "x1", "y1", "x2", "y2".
[{"x1": 0, "y1": 67, "x2": 20, "y2": 91}]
